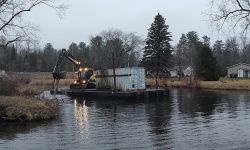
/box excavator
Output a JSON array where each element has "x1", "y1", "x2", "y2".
[{"x1": 52, "y1": 48, "x2": 96, "y2": 91}]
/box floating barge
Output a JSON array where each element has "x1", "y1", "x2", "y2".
[
  {"x1": 50, "y1": 89, "x2": 168, "y2": 98},
  {"x1": 51, "y1": 67, "x2": 168, "y2": 98}
]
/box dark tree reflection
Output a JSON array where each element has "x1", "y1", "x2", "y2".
[
  {"x1": 176, "y1": 89, "x2": 220, "y2": 117},
  {"x1": 145, "y1": 96, "x2": 173, "y2": 149},
  {"x1": 0, "y1": 122, "x2": 48, "y2": 140}
]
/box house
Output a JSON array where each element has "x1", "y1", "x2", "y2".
[
  {"x1": 170, "y1": 66, "x2": 193, "y2": 77},
  {"x1": 0, "y1": 70, "x2": 7, "y2": 77},
  {"x1": 227, "y1": 63, "x2": 250, "y2": 78}
]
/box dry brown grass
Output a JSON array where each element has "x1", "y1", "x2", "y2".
[
  {"x1": 13, "y1": 73, "x2": 250, "y2": 91},
  {"x1": 1, "y1": 72, "x2": 75, "y2": 96},
  {"x1": 146, "y1": 78, "x2": 168, "y2": 87},
  {"x1": 146, "y1": 77, "x2": 250, "y2": 90},
  {"x1": 199, "y1": 78, "x2": 250, "y2": 90},
  {"x1": 146, "y1": 77, "x2": 200, "y2": 88},
  {"x1": 0, "y1": 72, "x2": 66, "y2": 122},
  {"x1": 16, "y1": 72, "x2": 75, "y2": 93},
  {"x1": 0, "y1": 96, "x2": 58, "y2": 121}
]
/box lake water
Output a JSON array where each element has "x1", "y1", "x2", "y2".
[{"x1": 1, "y1": 89, "x2": 250, "y2": 150}]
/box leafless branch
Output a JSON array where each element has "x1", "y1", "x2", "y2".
[
  {"x1": 0, "y1": 0, "x2": 66, "y2": 47},
  {"x1": 208, "y1": 0, "x2": 250, "y2": 34}
]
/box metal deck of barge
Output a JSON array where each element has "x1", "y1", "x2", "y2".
[{"x1": 51, "y1": 89, "x2": 168, "y2": 98}]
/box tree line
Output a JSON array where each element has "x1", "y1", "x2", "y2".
[
  {"x1": 1, "y1": 13, "x2": 250, "y2": 83},
  {"x1": 141, "y1": 13, "x2": 250, "y2": 85},
  {"x1": 141, "y1": 14, "x2": 219, "y2": 87},
  {"x1": 175, "y1": 32, "x2": 250, "y2": 77},
  {"x1": 0, "y1": 29, "x2": 143, "y2": 72}
]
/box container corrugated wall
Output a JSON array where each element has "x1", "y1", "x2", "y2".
[{"x1": 96, "y1": 67, "x2": 145, "y2": 91}]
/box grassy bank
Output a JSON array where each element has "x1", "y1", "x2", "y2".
[
  {"x1": 146, "y1": 78, "x2": 250, "y2": 90},
  {"x1": 0, "y1": 72, "x2": 67, "y2": 122},
  {"x1": 0, "y1": 96, "x2": 58, "y2": 121}
]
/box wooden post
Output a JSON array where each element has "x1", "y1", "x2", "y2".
[{"x1": 112, "y1": 52, "x2": 117, "y2": 93}]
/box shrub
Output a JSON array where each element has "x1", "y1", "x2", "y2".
[
  {"x1": 0, "y1": 77, "x2": 18, "y2": 96},
  {"x1": 18, "y1": 86, "x2": 39, "y2": 96},
  {"x1": 183, "y1": 77, "x2": 200, "y2": 88},
  {"x1": 0, "y1": 74, "x2": 35, "y2": 96},
  {"x1": 0, "y1": 96, "x2": 59, "y2": 121}
]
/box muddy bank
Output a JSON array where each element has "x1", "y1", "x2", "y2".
[{"x1": 0, "y1": 96, "x2": 58, "y2": 122}]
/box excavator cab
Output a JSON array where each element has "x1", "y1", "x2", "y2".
[{"x1": 70, "y1": 67, "x2": 96, "y2": 89}]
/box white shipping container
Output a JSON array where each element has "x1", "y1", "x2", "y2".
[{"x1": 96, "y1": 67, "x2": 145, "y2": 91}]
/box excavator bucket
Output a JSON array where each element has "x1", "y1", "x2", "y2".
[{"x1": 52, "y1": 71, "x2": 66, "y2": 79}]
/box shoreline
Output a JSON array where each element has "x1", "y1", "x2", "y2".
[
  {"x1": 2, "y1": 75, "x2": 250, "y2": 122},
  {"x1": 146, "y1": 78, "x2": 250, "y2": 91},
  {"x1": 166, "y1": 86, "x2": 250, "y2": 92}
]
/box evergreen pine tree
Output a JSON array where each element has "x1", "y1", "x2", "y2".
[
  {"x1": 9, "y1": 45, "x2": 17, "y2": 71},
  {"x1": 79, "y1": 42, "x2": 90, "y2": 66},
  {"x1": 213, "y1": 40, "x2": 225, "y2": 75},
  {"x1": 44, "y1": 43, "x2": 56, "y2": 71},
  {"x1": 196, "y1": 45, "x2": 220, "y2": 81},
  {"x1": 176, "y1": 34, "x2": 188, "y2": 78},
  {"x1": 141, "y1": 13, "x2": 172, "y2": 88},
  {"x1": 186, "y1": 31, "x2": 202, "y2": 73}
]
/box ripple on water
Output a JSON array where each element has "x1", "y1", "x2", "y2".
[{"x1": 2, "y1": 89, "x2": 250, "y2": 149}]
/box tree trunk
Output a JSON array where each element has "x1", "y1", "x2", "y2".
[
  {"x1": 112, "y1": 52, "x2": 117, "y2": 92},
  {"x1": 156, "y1": 54, "x2": 159, "y2": 89},
  {"x1": 155, "y1": 76, "x2": 158, "y2": 89},
  {"x1": 155, "y1": 70, "x2": 159, "y2": 89}
]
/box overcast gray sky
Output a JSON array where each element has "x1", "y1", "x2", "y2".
[{"x1": 24, "y1": 0, "x2": 223, "y2": 49}]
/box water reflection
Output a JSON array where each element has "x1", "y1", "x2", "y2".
[
  {"x1": 74, "y1": 99, "x2": 89, "y2": 139},
  {"x1": 2, "y1": 89, "x2": 250, "y2": 149},
  {"x1": 145, "y1": 96, "x2": 173, "y2": 149},
  {"x1": 73, "y1": 98, "x2": 153, "y2": 149},
  {"x1": 0, "y1": 122, "x2": 48, "y2": 140},
  {"x1": 175, "y1": 89, "x2": 222, "y2": 117},
  {"x1": 174, "y1": 89, "x2": 250, "y2": 118}
]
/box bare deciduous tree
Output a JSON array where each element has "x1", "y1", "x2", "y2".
[
  {"x1": 208, "y1": 0, "x2": 250, "y2": 34},
  {"x1": 0, "y1": 0, "x2": 66, "y2": 47},
  {"x1": 102, "y1": 29, "x2": 143, "y2": 68},
  {"x1": 90, "y1": 29, "x2": 143, "y2": 70}
]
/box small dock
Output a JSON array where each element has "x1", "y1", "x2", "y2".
[{"x1": 51, "y1": 89, "x2": 168, "y2": 98}]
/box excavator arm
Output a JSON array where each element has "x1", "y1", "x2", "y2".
[
  {"x1": 52, "y1": 48, "x2": 81, "y2": 91},
  {"x1": 52, "y1": 49, "x2": 81, "y2": 79}
]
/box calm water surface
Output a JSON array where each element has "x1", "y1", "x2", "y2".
[{"x1": 1, "y1": 89, "x2": 250, "y2": 150}]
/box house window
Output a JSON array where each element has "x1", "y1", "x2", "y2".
[
  {"x1": 247, "y1": 71, "x2": 250, "y2": 78},
  {"x1": 243, "y1": 70, "x2": 250, "y2": 78}
]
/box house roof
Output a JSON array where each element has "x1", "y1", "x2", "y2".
[{"x1": 226, "y1": 63, "x2": 250, "y2": 69}]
